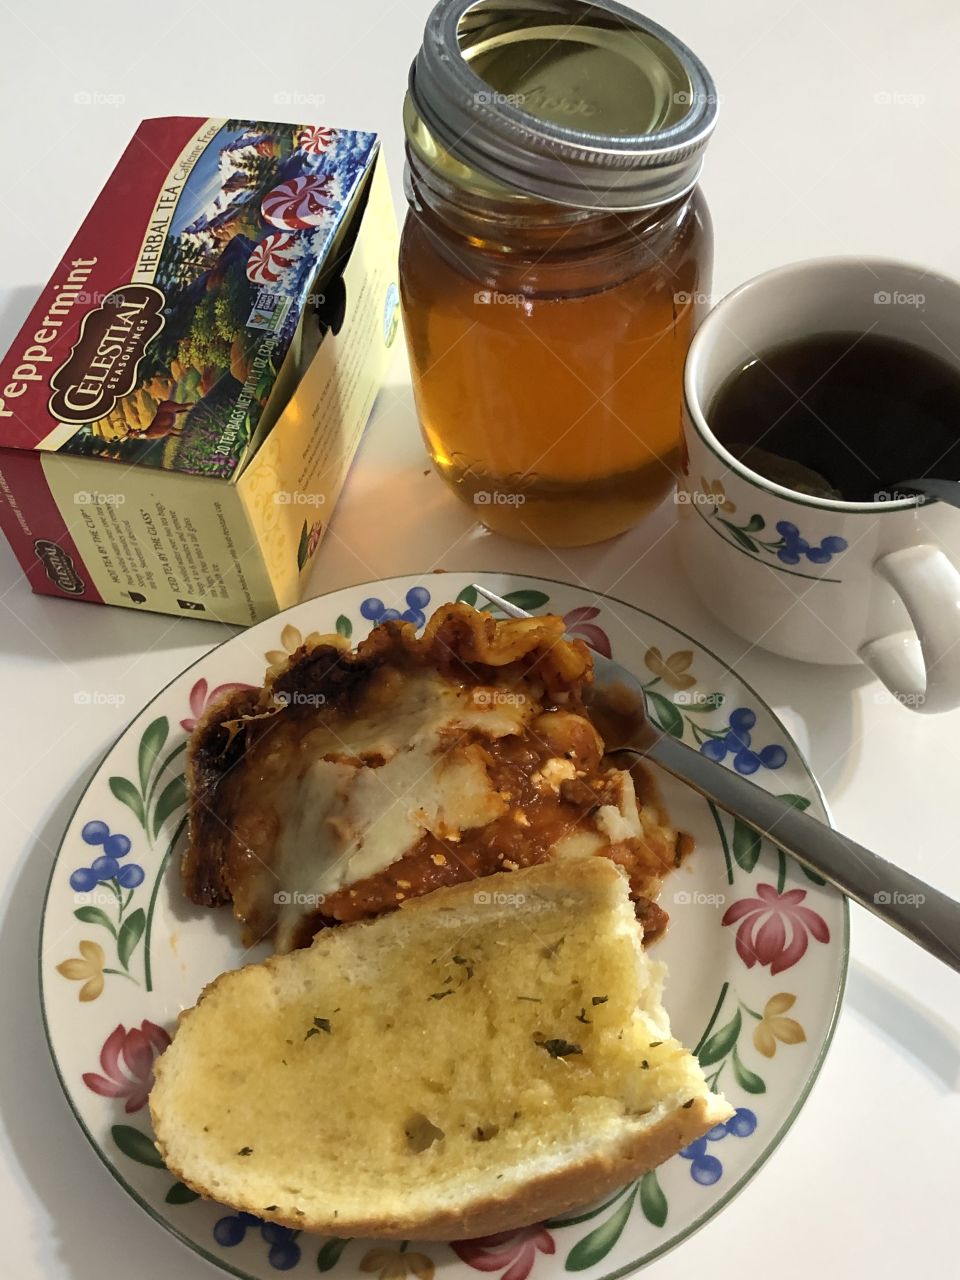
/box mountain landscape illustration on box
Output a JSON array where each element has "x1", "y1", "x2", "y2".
[{"x1": 55, "y1": 119, "x2": 377, "y2": 478}]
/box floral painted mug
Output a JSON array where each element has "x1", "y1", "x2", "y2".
[{"x1": 676, "y1": 257, "x2": 960, "y2": 713}]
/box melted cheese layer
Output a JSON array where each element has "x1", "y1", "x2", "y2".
[
  {"x1": 272, "y1": 669, "x2": 544, "y2": 948},
  {"x1": 218, "y1": 665, "x2": 647, "y2": 952}
]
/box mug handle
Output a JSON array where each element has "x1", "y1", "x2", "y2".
[{"x1": 859, "y1": 545, "x2": 960, "y2": 713}]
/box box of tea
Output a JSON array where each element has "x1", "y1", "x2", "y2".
[{"x1": 0, "y1": 116, "x2": 400, "y2": 623}]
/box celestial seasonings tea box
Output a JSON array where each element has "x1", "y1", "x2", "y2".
[{"x1": 0, "y1": 116, "x2": 400, "y2": 623}]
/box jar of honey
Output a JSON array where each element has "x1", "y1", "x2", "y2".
[{"x1": 400, "y1": 0, "x2": 717, "y2": 546}]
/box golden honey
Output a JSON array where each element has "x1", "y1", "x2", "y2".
[
  {"x1": 401, "y1": 188, "x2": 711, "y2": 544},
  {"x1": 401, "y1": 0, "x2": 718, "y2": 545}
]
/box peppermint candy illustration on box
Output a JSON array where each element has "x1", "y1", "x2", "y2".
[
  {"x1": 297, "y1": 124, "x2": 336, "y2": 155},
  {"x1": 246, "y1": 231, "x2": 301, "y2": 286},
  {"x1": 51, "y1": 117, "x2": 378, "y2": 480},
  {"x1": 261, "y1": 174, "x2": 340, "y2": 229}
]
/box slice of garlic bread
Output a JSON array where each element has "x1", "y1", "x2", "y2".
[{"x1": 150, "y1": 858, "x2": 730, "y2": 1239}]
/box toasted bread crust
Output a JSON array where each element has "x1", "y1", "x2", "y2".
[
  {"x1": 150, "y1": 860, "x2": 732, "y2": 1241},
  {"x1": 152, "y1": 1092, "x2": 729, "y2": 1239}
]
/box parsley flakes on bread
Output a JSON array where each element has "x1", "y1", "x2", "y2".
[{"x1": 150, "y1": 858, "x2": 730, "y2": 1239}]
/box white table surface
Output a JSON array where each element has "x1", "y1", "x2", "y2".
[{"x1": 1, "y1": 0, "x2": 958, "y2": 1276}]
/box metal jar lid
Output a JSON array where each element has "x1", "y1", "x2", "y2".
[{"x1": 407, "y1": 0, "x2": 718, "y2": 210}]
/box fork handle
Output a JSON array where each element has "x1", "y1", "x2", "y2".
[
  {"x1": 469, "y1": 582, "x2": 960, "y2": 972},
  {"x1": 637, "y1": 733, "x2": 960, "y2": 974}
]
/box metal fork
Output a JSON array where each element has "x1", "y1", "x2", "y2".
[{"x1": 472, "y1": 584, "x2": 960, "y2": 973}]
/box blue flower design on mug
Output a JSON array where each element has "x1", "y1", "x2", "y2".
[
  {"x1": 775, "y1": 522, "x2": 847, "y2": 566},
  {"x1": 695, "y1": 483, "x2": 848, "y2": 580}
]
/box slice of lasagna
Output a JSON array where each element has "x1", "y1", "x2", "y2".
[{"x1": 183, "y1": 602, "x2": 687, "y2": 952}]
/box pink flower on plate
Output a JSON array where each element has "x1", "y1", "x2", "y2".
[
  {"x1": 83, "y1": 1021, "x2": 171, "y2": 1113},
  {"x1": 181, "y1": 677, "x2": 255, "y2": 732},
  {"x1": 722, "y1": 883, "x2": 830, "y2": 975},
  {"x1": 452, "y1": 1226, "x2": 555, "y2": 1280},
  {"x1": 562, "y1": 606, "x2": 612, "y2": 659}
]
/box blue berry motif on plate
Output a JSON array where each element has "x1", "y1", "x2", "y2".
[
  {"x1": 70, "y1": 820, "x2": 143, "y2": 892},
  {"x1": 698, "y1": 708, "x2": 788, "y2": 775},
  {"x1": 360, "y1": 585, "x2": 431, "y2": 627},
  {"x1": 214, "y1": 1213, "x2": 301, "y2": 1270},
  {"x1": 58, "y1": 820, "x2": 149, "y2": 993},
  {"x1": 680, "y1": 1107, "x2": 758, "y2": 1184}
]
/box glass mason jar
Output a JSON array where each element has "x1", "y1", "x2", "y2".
[{"x1": 400, "y1": 0, "x2": 718, "y2": 546}]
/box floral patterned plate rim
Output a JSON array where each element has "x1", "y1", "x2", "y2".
[{"x1": 39, "y1": 572, "x2": 848, "y2": 1280}]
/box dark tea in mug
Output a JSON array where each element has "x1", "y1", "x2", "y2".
[{"x1": 708, "y1": 332, "x2": 960, "y2": 502}]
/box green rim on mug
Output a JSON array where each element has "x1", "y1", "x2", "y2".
[{"x1": 682, "y1": 255, "x2": 953, "y2": 514}]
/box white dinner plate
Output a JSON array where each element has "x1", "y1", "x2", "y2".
[{"x1": 40, "y1": 572, "x2": 847, "y2": 1279}]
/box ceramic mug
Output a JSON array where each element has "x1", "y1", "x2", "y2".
[{"x1": 677, "y1": 256, "x2": 960, "y2": 713}]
